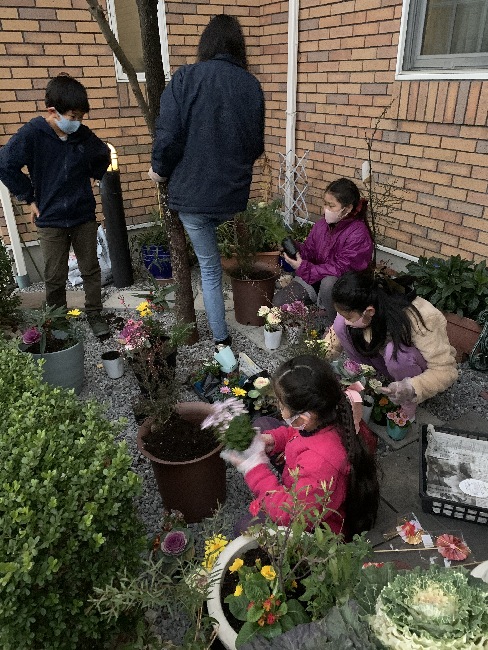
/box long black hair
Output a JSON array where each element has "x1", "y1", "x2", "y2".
[
  {"x1": 332, "y1": 270, "x2": 427, "y2": 359},
  {"x1": 273, "y1": 355, "x2": 379, "y2": 537},
  {"x1": 325, "y1": 178, "x2": 373, "y2": 240},
  {"x1": 197, "y1": 15, "x2": 248, "y2": 70}
]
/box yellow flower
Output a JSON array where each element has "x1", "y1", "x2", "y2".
[
  {"x1": 260, "y1": 565, "x2": 276, "y2": 581},
  {"x1": 229, "y1": 558, "x2": 244, "y2": 573},
  {"x1": 202, "y1": 534, "x2": 228, "y2": 571},
  {"x1": 232, "y1": 387, "x2": 247, "y2": 397},
  {"x1": 223, "y1": 379, "x2": 229, "y2": 386},
  {"x1": 136, "y1": 301, "x2": 152, "y2": 317},
  {"x1": 67, "y1": 309, "x2": 81, "y2": 318},
  {"x1": 379, "y1": 397, "x2": 389, "y2": 406},
  {"x1": 234, "y1": 584, "x2": 243, "y2": 597},
  {"x1": 310, "y1": 329, "x2": 318, "y2": 338}
]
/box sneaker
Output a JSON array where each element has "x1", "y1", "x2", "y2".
[
  {"x1": 215, "y1": 335, "x2": 232, "y2": 352},
  {"x1": 88, "y1": 315, "x2": 109, "y2": 337}
]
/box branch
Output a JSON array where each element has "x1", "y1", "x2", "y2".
[{"x1": 85, "y1": 0, "x2": 152, "y2": 129}]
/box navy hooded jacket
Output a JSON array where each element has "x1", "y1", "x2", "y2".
[
  {"x1": 0, "y1": 117, "x2": 110, "y2": 228},
  {"x1": 151, "y1": 54, "x2": 265, "y2": 215}
]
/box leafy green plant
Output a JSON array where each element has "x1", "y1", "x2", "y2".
[
  {"x1": 0, "y1": 340, "x2": 146, "y2": 649},
  {"x1": 136, "y1": 208, "x2": 170, "y2": 248},
  {"x1": 217, "y1": 200, "x2": 288, "y2": 276},
  {"x1": 0, "y1": 239, "x2": 20, "y2": 326},
  {"x1": 405, "y1": 255, "x2": 488, "y2": 320},
  {"x1": 223, "y1": 479, "x2": 371, "y2": 647}
]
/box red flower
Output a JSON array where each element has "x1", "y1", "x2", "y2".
[
  {"x1": 247, "y1": 601, "x2": 255, "y2": 611},
  {"x1": 263, "y1": 598, "x2": 272, "y2": 611},
  {"x1": 266, "y1": 613, "x2": 277, "y2": 625}
]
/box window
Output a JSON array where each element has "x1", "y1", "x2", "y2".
[
  {"x1": 397, "y1": 0, "x2": 488, "y2": 79},
  {"x1": 106, "y1": 0, "x2": 170, "y2": 83}
]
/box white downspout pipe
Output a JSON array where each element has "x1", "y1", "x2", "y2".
[
  {"x1": 0, "y1": 181, "x2": 31, "y2": 287},
  {"x1": 284, "y1": 0, "x2": 299, "y2": 225}
]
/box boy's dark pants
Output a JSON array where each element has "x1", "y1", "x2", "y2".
[{"x1": 37, "y1": 220, "x2": 103, "y2": 316}]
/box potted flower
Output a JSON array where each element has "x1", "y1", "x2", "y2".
[
  {"x1": 19, "y1": 304, "x2": 84, "y2": 394},
  {"x1": 405, "y1": 255, "x2": 488, "y2": 361},
  {"x1": 280, "y1": 300, "x2": 309, "y2": 345},
  {"x1": 372, "y1": 392, "x2": 396, "y2": 425},
  {"x1": 218, "y1": 200, "x2": 287, "y2": 326},
  {"x1": 118, "y1": 298, "x2": 192, "y2": 399},
  {"x1": 206, "y1": 482, "x2": 371, "y2": 649},
  {"x1": 257, "y1": 305, "x2": 283, "y2": 349},
  {"x1": 386, "y1": 407, "x2": 412, "y2": 441}
]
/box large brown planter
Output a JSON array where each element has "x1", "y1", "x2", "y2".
[
  {"x1": 221, "y1": 251, "x2": 281, "y2": 275},
  {"x1": 444, "y1": 312, "x2": 482, "y2": 362},
  {"x1": 230, "y1": 269, "x2": 278, "y2": 326},
  {"x1": 137, "y1": 402, "x2": 226, "y2": 523}
]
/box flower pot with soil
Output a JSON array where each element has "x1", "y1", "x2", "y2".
[
  {"x1": 137, "y1": 402, "x2": 226, "y2": 523},
  {"x1": 230, "y1": 269, "x2": 278, "y2": 327}
]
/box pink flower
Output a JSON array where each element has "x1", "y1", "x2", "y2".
[
  {"x1": 22, "y1": 326, "x2": 42, "y2": 346},
  {"x1": 161, "y1": 530, "x2": 188, "y2": 555},
  {"x1": 343, "y1": 359, "x2": 362, "y2": 377},
  {"x1": 220, "y1": 386, "x2": 231, "y2": 394},
  {"x1": 436, "y1": 534, "x2": 470, "y2": 561}
]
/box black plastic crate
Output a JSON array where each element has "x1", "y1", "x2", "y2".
[{"x1": 419, "y1": 424, "x2": 488, "y2": 525}]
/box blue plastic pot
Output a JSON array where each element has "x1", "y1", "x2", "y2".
[{"x1": 142, "y1": 245, "x2": 172, "y2": 279}]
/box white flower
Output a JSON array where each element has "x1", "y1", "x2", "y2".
[
  {"x1": 257, "y1": 201, "x2": 266, "y2": 208},
  {"x1": 267, "y1": 313, "x2": 281, "y2": 326},
  {"x1": 368, "y1": 378, "x2": 383, "y2": 393},
  {"x1": 253, "y1": 377, "x2": 270, "y2": 390},
  {"x1": 257, "y1": 306, "x2": 271, "y2": 317}
]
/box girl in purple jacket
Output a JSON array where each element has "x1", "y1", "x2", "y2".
[
  {"x1": 274, "y1": 178, "x2": 373, "y2": 326},
  {"x1": 222, "y1": 355, "x2": 379, "y2": 539}
]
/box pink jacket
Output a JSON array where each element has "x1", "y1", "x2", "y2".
[
  {"x1": 296, "y1": 206, "x2": 373, "y2": 286},
  {"x1": 245, "y1": 425, "x2": 350, "y2": 535}
]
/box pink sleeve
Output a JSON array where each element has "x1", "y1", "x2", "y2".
[
  {"x1": 264, "y1": 425, "x2": 292, "y2": 454},
  {"x1": 245, "y1": 452, "x2": 347, "y2": 528}
]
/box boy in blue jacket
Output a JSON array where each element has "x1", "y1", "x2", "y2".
[{"x1": 0, "y1": 74, "x2": 111, "y2": 336}]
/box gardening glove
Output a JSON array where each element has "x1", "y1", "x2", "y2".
[
  {"x1": 148, "y1": 167, "x2": 166, "y2": 183},
  {"x1": 220, "y1": 434, "x2": 269, "y2": 475},
  {"x1": 379, "y1": 377, "x2": 416, "y2": 405}
]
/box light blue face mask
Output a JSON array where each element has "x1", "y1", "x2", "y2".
[{"x1": 55, "y1": 111, "x2": 81, "y2": 135}]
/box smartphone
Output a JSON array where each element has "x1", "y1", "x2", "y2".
[{"x1": 281, "y1": 237, "x2": 297, "y2": 260}]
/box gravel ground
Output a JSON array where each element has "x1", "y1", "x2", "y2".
[{"x1": 19, "y1": 275, "x2": 488, "y2": 645}]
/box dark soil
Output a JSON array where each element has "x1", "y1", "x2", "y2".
[{"x1": 140, "y1": 413, "x2": 218, "y2": 462}]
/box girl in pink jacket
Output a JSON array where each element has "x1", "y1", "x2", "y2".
[
  {"x1": 222, "y1": 355, "x2": 379, "y2": 539},
  {"x1": 274, "y1": 178, "x2": 373, "y2": 326}
]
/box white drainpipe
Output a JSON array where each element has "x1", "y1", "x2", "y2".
[
  {"x1": 284, "y1": 0, "x2": 299, "y2": 225},
  {"x1": 0, "y1": 181, "x2": 31, "y2": 287}
]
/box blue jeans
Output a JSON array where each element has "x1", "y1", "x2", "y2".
[{"x1": 179, "y1": 212, "x2": 233, "y2": 341}]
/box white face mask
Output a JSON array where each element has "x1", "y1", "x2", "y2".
[
  {"x1": 344, "y1": 312, "x2": 369, "y2": 329},
  {"x1": 283, "y1": 411, "x2": 310, "y2": 430},
  {"x1": 323, "y1": 207, "x2": 345, "y2": 224}
]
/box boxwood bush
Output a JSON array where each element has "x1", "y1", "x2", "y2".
[{"x1": 0, "y1": 341, "x2": 146, "y2": 649}]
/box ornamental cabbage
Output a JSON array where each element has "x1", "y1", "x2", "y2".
[{"x1": 369, "y1": 566, "x2": 488, "y2": 649}]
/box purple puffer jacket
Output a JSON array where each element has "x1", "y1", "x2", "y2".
[{"x1": 296, "y1": 203, "x2": 373, "y2": 286}]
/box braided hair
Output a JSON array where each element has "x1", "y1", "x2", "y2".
[
  {"x1": 332, "y1": 269, "x2": 428, "y2": 360},
  {"x1": 273, "y1": 355, "x2": 379, "y2": 537}
]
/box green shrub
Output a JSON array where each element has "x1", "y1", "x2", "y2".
[
  {"x1": 0, "y1": 341, "x2": 146, "y2": 649},
  {"x1": 405, "y1": 255, "x2": 488, "y2": 320},
  {"x1": 0, "y1": 239, "x2": 20, "y2": 326}
]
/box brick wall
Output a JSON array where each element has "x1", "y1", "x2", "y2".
[{"x1": 1, "y1": 0, "x2": 487, "y2": 261}]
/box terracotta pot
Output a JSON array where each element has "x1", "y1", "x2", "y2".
[
  {"x1": 221, "y1": 251, "x2": 281, "y2": 275},
  {"x1": 136, "y1": 402, "x2": 226, "y2": 523},
  {"x1": 230, "y1": 270, "x2": 277, "y2": 326},
  {"x1": 443, "y1": 312, "x2": 482, "y2": 362}
]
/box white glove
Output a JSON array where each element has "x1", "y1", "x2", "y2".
[
  {"x1": 379, "y1": 377, "x2": 416, "y2": 405},
  {"x1": 148, "y1": 167, "x2": 166, "y2": 183},
  {"x1": 220, "y1": 434, "x2": 269, "y2": 475}
]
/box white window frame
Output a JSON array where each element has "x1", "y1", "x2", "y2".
[
  {"x1": 106, "y1": 0, "x2": 171, "y2": 83},
  {"x1": 396, "y1": 0, "x2": 488, "y2": 80}
]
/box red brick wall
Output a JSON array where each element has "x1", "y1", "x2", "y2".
[{"x1": 1, "y1": 0, "x2": 487, "y2": 261}]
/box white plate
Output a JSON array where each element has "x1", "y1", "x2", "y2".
[
  {"x1": 459, "y1": 479, "x2": 488, "y2": 499},
  {"x1": 471, "y1": 560, "x2": 488, "y2": 583}
]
